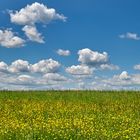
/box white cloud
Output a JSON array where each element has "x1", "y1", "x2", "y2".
[
  {"x1": 1, "y1": 59, "x2": 140, "y2": 90},
  {"x1": 66, "y1": 65, "x2": 93, "y2": 75},
  {"x1": 9, "y1": 59, "x2": 30, "y2": 73},
  {"x1": 100, "y1": 64, "x2": 120, "y2": 70},
  {"x1": 91, "y1": 81, "x2": 114, "y2": 90},
  {"x1": 90, "y1": 72, "x2": 138, "y2": 90},
  {"x1": 119, "y1": 32, "x2": 140, "y2": 40},
  {"x1": 9, "y1": 2, "x2": 66, "y2": 44},
  {"x1": 0, "y1": 29, "x2": 25, "y2": 48},
  {"x1": 1, "y1": 55, "x2": 140, "y2": 90},
  {"x1": 0, "y1": 59, "x2": 61, "y2": 74},
  {"x1": 131, "y1": 74, "x2": 140, "y2": 85},
  {"x1": 57, "y1": 49, "x2": 70, "y2": 56},
  {"x1": 43, "y1": 73, "x2": 67, "y2": 81},
  {"x1": 31, "y1": 59, "x2": 60, "y2": 73},
  {"x1": 0, "y1": 61, "x2": 8, "y2": 73},
  {"x1": 100, "y1": 71, "x2": 132, "y2": 88},
  {"x1": 118, "y1": 71, "x2": 131, "y2": 80},
  {"x1": 0, "y1": 74, "x2": 38, "y2": 89},
  {"x1": 17, "y1": 75, "x2": 34, "y2": 84},
  {"x1": 9, "y1": 2, "x2": 66, "y2": 25},
  {"x1": 22, "y1": 25, "x2": 44, "y2": 43},
  {"x1": 78, "y1": 48, "x2": 108, "y2": 66},
  {"x1": 78, "y1": 82, "x2": 85, "y2": 89},
  {"x1": 134, "y1": 64, "x2": 140, "y2": 70},
  {"x1": 0, "y1": 59, "x2": 69, "y2": 90},
  {"x1": 65, "y1": 48, "x2": 119, "y2": 82}
]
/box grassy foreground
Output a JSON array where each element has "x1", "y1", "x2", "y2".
[{"x1": 0, "y1": 90, "x2": 140, "y2": 140}]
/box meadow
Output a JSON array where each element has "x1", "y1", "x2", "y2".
[{"x1": 0, "y1": 90, "x2": 140, "y2": 140}]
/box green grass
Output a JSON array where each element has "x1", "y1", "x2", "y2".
[{"x1": 0, "y1": 90, "x2": 140, "y2": 139}]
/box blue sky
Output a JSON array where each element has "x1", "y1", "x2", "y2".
[{"x1": 0, "y1": 0, "x2": 140, "y2": 90}]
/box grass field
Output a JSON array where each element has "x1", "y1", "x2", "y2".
[{"x1": 0, "y1": 90, "x2": 140, "y2": 140}]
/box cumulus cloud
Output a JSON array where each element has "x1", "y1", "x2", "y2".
[
  {"x1": 66, "y1": 65, "x2": 93, "y2": 75},
  {"x1": 77, "y1": 48, "x2": 119, "y2": 72},
  {"x1": 112, "y1": 73, "x2": 140, "y2": 88},
  {"x1": 31, "y1": 59, "x2": 60, "y2": 73},
  {"x1": 99, "y1": 64, "x2": 120, "y2": 70},
  {"x1": 9, "y1": 2, "x2": 66, "y2": 44},
  {"x1": 0, "y1": 61, "x2": 8, "y2": 73},
  {"x1": 0, "y1": 59, "x2": 67, "y2": 90},
  {"x1": 66, "y1": 48, "x2": 119, "y2": 80},
  {"x1": 90, "y1": 72, "x2": 140, "y2": 90},
  {"x1": 9, "y1": 59, "x2": 30, "y2": 73},
  {"x1": 108, "y1": 71, "x2": 131, "y2": 82},
  {"x1": 0, "y1": 71, "x2": 69, "y2": 90},
  {"x1": 43, "y1": 73, "x2": 67, "y2": 81},
  {"x1": 0, "y1": 29, "x2": 25, "y2": 48},
  {"x1": 1, "y1": 58, "x2": 140, "y2": 90},
  {"x1": 22, "y1": 25, "x2": 44, "y2": 43},
  {"x1": 134, "y1": 64, "x2": 140, "y2": 70},
  {"x1": 131, "y1": 74, "x2": 140, "y2": 85},
  {"x1": 57, "y1": 49, "x2": 70, "y2": 56},
  {"x1": 17, "y1": 75, "x2": 34, "y2": 84},
  {"x1": 78, "y1": 48, "x2": 108, "y2": 66},
  {"x1": 0, "y1": 73, "x2": 37, "y2": 90},
  {"x1": 118, "y1": 71, "x2": 131, "y2": 80},
  {"x1": 78, "y1": 82, "x2": 85, "y2": 89},
  {"x1": 119, "y1": 32, "x2": 140, "y2": 40},
  {"x1": 9, "y1": 2, "x2": 66, "y2": 25},
  {"x1": 76, "y1": 70, "x2": 140, "y2": 90},
  {"x1": 0, "y1": 59, "x2": 61, "y2": 74},
  {"x1": 101, "y1": 71, "x2": 132, "y2": 88}
]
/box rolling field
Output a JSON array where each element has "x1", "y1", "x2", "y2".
[{"x1": 0, "y1": 90, "x2": 140, "y2": 140}]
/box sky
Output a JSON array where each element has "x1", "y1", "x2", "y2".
[{"x1": 0, "y1": 0, "x2": 140, "y2": 90}]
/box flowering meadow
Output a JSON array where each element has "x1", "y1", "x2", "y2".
[{"x1": 0, "y1": 90, "x2": 140, "y2": 139}]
